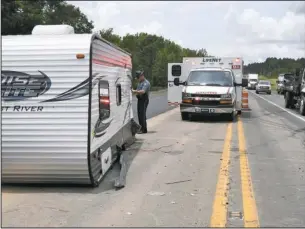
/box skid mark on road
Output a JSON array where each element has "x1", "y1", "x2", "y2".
[
  {"x1": 238, "y1": 117, "x2": 260, "y2": 227},
  {"x1": 210, "y1": 123, "x2": 232, "y2": 227}
]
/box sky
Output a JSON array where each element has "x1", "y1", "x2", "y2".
[{"x1": 70, "y1": 1, "x2": 305, "y2": 64}]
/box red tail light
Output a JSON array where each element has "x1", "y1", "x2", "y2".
[
  {"x1": 99, "y1": 81, "x2": 110, "y2": 119},
  {"x1": 100, "y1": 96, "x2": 110, "y2": 105}
]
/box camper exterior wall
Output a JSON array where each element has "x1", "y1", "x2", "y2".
[
  {"x1": 1, "y1": 34, "x2": 93, "y2": 184},
  {"x1": 88, "y1": 39, "x2": 133, "y2": 184}
]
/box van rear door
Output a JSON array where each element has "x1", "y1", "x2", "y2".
[
  {"x1": 168, "y1": 63, "x2": 183, "y2": 105},
  {"x1": 231, "y1": 58, "x2": 243, "y2": 111}
]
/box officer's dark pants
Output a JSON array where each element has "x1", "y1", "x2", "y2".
[{"x1": 137, "y1": 98, "x2": 149, "y2": 132}]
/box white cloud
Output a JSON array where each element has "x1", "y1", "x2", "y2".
[{"x1": 70, "y1": 1, "x2": 305, "y2": 64}]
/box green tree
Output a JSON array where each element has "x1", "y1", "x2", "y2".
[
  {"x1": 98, "y1": 29, "x2": 209, "y2": 88},
  {"x1": 244, "y1": 58, "x2": 305, "y2": 78},
  {"x1": 1, "y1": 0, "x2": 94, "y2": 35}
]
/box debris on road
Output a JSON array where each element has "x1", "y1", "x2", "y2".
[
  {"x1": 170, "y1": 201, "x2": 176, "y2": 204},
  {"x1": 165, "y1": 179, "x2": 192, "y2": 185},
  {"x1": 147, "y1": 191, "x2": 166, "y2": 196},
  {"x1": 114, "y1": 151, "x2": 128, "y2": 189}
]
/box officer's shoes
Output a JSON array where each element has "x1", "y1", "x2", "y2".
[{"x1": 137, "y1": 130, "x2": 147, "y2": 134}]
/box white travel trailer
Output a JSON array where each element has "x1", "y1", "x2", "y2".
[{"x1": 1, "y1": 25, "x2": 135, "y2": 186}]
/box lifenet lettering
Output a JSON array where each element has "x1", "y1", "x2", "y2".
[{"x1": 202, "y1": 58, "x2": 221, "y2": 62}]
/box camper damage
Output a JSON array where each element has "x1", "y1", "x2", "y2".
[{"x1": 1, "y1": 25, "x2": 138, "y2": 186}]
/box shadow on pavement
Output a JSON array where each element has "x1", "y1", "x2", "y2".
[
  {"x1": 1, "y1": 139, "x2": 144, "y2": 195},
  {"x1": 189, "y1": 114, "x2": 237, "y2": 123}
]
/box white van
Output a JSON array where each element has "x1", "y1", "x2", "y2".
[
  {"x1": 1, "y1": 25, "x2": 135, "y2": 186},
  {"x1": 167, "y1": 57, "x2": 248, "y2": 121}
]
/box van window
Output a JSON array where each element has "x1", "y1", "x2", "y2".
[
  {"x1": 187, "y1": 70, "x2": 233, "y2": 86},
  {"x1": 172, "y1": 65, "x2": 181, "y2": 77},
  {"x1": 116, "y1": 84, "x2": 122, "y2": 106}
]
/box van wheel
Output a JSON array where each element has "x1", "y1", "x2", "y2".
[
  {"x1": 181, "y1": 112, "x2": 189, "y2": 121},
  {"x1": 300, "y1": 97, "x2": 305, "y2": 116},
  {"x1": 227, "y1": 112, "x2": 235, "y2": 122}
]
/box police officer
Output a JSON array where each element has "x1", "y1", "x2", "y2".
[{"x1": 132, "y1": 70, "x2": 151, "y2": 134}]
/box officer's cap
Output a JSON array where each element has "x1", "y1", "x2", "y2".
[{"x1": 135, "y1": 70, "x2": 144, "y2": 78}]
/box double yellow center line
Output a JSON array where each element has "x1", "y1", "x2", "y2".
[{"x1": 210, "y1": 117, "x2": 260, "y2": 227}]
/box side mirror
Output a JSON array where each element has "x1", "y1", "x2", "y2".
[
  {"x1": 242, "y1": 78, "x2": 248, "y2": 87},
  {"x1": 283, "y1": 80, "x2": 286, "y2": 83},
  {"x1": 173, "y1": 78, "x2": 180, "y2": 86},
  {"x1": 174, "y1": 78, "x2": 186, "y2": 86}
]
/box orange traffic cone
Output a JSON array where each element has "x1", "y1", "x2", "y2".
[{"x1": 242, "y1": 89, "x2": 249, "y2": 109}]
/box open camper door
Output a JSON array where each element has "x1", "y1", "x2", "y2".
[{"x1": 168, "y1": 63, "x2": 183, "y2": 106}]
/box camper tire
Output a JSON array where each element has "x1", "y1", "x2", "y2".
[{"x1": 181, "y1": 112, "x2": 189, "y2": 121}]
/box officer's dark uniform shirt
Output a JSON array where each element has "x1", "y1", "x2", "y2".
[{"x1": 136, "y1": 79, "x2": 151, "y2": 99}]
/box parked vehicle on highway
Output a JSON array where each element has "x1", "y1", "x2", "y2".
[
  {"x1": 1, "y1": 24, "x2": 136, "y2": 186},
  {"x1": 247, "y1": 74, "x2": 259, "y2": 90},
  {"x1": 167, "y1": 57, "x2": 248, "y2": 121},
  {"x1": 255, "y1": 80, "x2": 272, "y2": 94},
  {"x1": 276, "y1": 74, "x2": 285, "y2": 94},
  {"x1": 278, "y1": 73, "x2": 294, "y2": 95},
  {"x1": 282, "y1": 68, "x2": 305, "y2": 116}
]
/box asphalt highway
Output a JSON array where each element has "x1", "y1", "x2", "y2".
[{"x1": 2, "y1": 90, "x2": 305, "y2": 227}]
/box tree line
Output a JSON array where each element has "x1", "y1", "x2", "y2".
[
  {"x1": 2, "y1": 0, "x2": 303, "y2": 86},
  {"x1": 244, "y1": 58, "x2": 305, "y2": 78}
]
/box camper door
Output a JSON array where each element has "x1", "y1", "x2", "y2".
[{"x1": 168, "y1": 63, "x2": 183, "y2": 105}]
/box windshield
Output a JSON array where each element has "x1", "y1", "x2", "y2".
[
  {"x1": 259, "y1": 81, "x2": 270, "y2": 85},
  {"x1": 284, "y1": 74, "x2": 294, "y2": 80},
  {"x1": 249, "y1": 79, "x2": 258, "y2": 82},
  {"x1": 187, "y1": 70, "x2": 233, "y2": 86}
]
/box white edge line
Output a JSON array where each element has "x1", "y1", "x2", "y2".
[{"x1": 249, "y1": 91, "x2": 305, "y2": 122}]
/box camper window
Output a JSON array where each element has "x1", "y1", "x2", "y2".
[
  {"x1": 99, "y1": 80, "x2": 110, "y2": 120},
  {"x1": 172, "y1": 65, "x2": 181, "y2": 77},
  {"x1": 116, "y1": 84, "x2": 122, "y2": 106}
]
